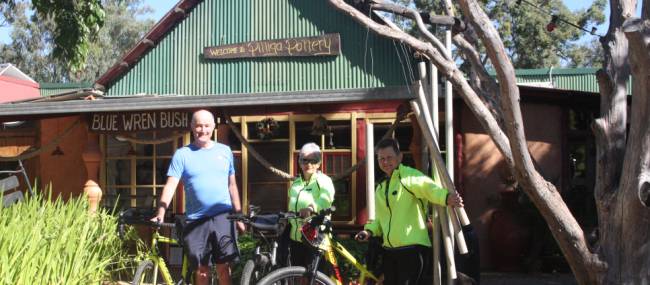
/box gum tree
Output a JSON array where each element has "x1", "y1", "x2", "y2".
[{"x1": 326, "y1": 0, "x2": 649, "y2": 283}]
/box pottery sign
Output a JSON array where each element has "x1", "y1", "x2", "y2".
[{"x1": 204, "y1": 33, "x2": 341, "y2": 59}]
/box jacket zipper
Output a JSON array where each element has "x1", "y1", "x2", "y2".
[
  {"x1": 384, "y1": 180, "x2": 394, "y2": 247},
  {"x1": 293, "y1": 182, "x2": 307, "y2": 240}
]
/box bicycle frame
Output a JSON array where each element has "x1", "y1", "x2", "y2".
[
  {"x1": 138, "y1": 229, "x2": 182, "y2": 285},
  {"x1": 315, "y1": 234, "x2": 379, "y2": 285},
  {"x1": 300, "y1": 210, "x2": 380, "y2": 285}
]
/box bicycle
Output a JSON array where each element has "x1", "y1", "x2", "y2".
[
  {"x1": 226, "y1": 205, "x2": 295, "y2": 285},
  {"x1": 118, "y1": 208, "x2": 215, "y2": 285},
  {"x1": 256, "y1": 207, "x2": 381, "y2": 285}
]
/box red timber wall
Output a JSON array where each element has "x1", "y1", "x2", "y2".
[
  {"x1": 459, "y1": 102, "x2": 563, "y2": 270},
  {"x1": 38, "y1": 116, "x2": 88, "y2": 199}
]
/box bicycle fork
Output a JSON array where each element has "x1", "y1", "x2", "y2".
[{"x1": 324, "y1": 249, "x2": 344, "y2": 285}]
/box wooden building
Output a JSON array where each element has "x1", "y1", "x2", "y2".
[{"x1": 0, "y1": 0, "x2": 600, "y2": 272}]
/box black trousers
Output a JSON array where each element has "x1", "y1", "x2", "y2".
[{"x1": 382, "y1": 245, "x2": 429, "y2": 285}]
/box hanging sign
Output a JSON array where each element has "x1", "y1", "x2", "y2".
[
  {"x1": 88, "y1": 111, "x2": 190, "y2": 133},
  {"x1": 203, "y1": 33, "x2": 341, "y2": 59}
]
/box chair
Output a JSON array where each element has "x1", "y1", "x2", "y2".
[{"x1": 0, "y1": 159, "x2": 33, "y2": 207}]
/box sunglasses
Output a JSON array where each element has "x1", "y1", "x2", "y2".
[{"x1": 299, "y1": 157, "x2": 321, "y2": 165}]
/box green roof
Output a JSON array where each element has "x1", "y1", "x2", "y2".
[
  {"x1": 39, "y1": 82, "x2": 93, "y2": 97},
  {"x1": 104, "y1": 0, "x2": 414, "y2": 97},
  {"x1": 489, "y1": 68, "x2": 631, "y2": 94}
]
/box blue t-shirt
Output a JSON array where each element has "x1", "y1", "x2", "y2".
[{"x1": 167, "y1": 142, "x2": 235, "y2": 220}]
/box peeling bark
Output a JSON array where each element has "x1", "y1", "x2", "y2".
[{"x1": 596, "y1": 0, "x2": 638, "y2": 283}]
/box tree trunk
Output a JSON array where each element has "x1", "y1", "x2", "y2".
[
  {"x1": 596, "y1": 0, "x2": 638, "y2": 284},
  {"x1": 595, "y1": 0, "x2": 650, "y2": 279}
]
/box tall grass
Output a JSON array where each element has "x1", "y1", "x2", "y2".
[{"x1": 0, "y1": 188, "x2": 128, "y2": 285}]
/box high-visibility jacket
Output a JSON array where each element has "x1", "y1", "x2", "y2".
[
  {"x1": 287, "y1": 171, "x2": 335, "y2": 241},
  {"x1": 364, "y1": 164, "x2": 448, "y2": 248}
]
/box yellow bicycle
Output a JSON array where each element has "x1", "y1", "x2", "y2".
[
  {"x1": 257, "y1": 207, "x2": 381, "y2": 285},
  {"x1": 119, "y1": 209, "x2": 215, "y2": 285}
]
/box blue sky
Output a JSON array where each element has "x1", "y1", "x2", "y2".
[{"x1": 0, "y1": 0, "x2": 622, "y2": 46}]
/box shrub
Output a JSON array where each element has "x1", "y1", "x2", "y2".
[{"x1": 0, "y1": 189, "x2": 129, "y2": 285}]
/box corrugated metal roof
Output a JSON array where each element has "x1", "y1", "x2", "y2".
[
  {"x1": 0, "y1": 86, "x2": 413, "y2": 118},
  {"x1": 104, "y1": 0, "x2": 412, "y2": 97},
  {"x1": 490, "y1": 68, "x2": 631, "y2": 94},
  {"x1": 39, "y1": 82, "x2": 94, "y2": 97}
]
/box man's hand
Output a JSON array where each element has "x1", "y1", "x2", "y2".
[
  {"x1": 150, "y1": 215, "x2": 163, "y2": 223},
  {"x1": 447, "y1": 192, "x2": 464, "y2": 207},
  {"x1": 236, "y1": 221, "x2": 246, "y2": 233},
  {"x1": 150, "y1": 208, "x2": 165, "y2": 223},
  {"x1": 355, "y1": 230, "x2": 370, "y2": 241}
]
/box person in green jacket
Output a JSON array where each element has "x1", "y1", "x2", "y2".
[
  {"x1": 355, "y1": 138, "x2": 463, "y2": 284},
  {"x1": 286, "y1": 142, "x2": 335, "y2": 267}
]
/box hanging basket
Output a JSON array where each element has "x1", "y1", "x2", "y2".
[{"x1": 256, "y1": 117, "x2": 279, "y2": 140}]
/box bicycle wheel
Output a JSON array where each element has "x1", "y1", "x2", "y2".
[
  {"x1": 256, "y1": 266, "x2": 335, "y2": 285},
  {"x1": 240, "y1": 259, "x2": 261, "y2": 285},
  {"x1": 132, "y1": 259, "x2": 164, "y2": 285}
]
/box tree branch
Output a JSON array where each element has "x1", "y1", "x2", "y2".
[
  {"x1": 368, "y1": 0, "x2": 452, "y2": 62},
  {"x1": 327, "y1": 0, "x2": 514, "y2": 169}
]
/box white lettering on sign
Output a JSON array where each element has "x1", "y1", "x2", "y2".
[
  {"x1": 89, "y1": 111, "x2": 191, "y2": 133},
  {"x1": 91, "y1": 114, "x2": 119, "y2": 131}
]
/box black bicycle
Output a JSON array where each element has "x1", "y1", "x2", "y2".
[{"x1": 228, "y1": 205, "x2": 295, "y2": 285}]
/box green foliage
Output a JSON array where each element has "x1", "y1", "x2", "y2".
[
  {"x1": 0, "y1": 0, "x2": 153, "y2": 82},
  {"x1": 30, "y1": 0, "x2": 104, "y2": 71},
  {"x1": 389, "y1": 0, "x2": 606, "y2": 68},
  {"x1": 487, "y1": 0, "x2": 605, "y2": 68},
  {"x1": 0, "y1": 188, "x2": 131, "y2": 285}
]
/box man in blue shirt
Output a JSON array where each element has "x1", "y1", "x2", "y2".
[{"x1": 153, "y1": 109, "x2": 244, "y2": 285}]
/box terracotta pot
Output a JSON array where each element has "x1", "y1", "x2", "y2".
[{"x1": 487, "y1": 190, "x2": 532, "y2": 272}]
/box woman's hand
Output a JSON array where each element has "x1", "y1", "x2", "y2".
[{"x1": 299, "y1": 205, "x2": 315, "y2": 218}]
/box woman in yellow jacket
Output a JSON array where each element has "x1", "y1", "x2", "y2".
[
  {"x1": 356, "y1": 138, "x2": 463, "y2": 284},
  {"x1": 287, "y1": 142, "x2": 335, "y2": 267}
]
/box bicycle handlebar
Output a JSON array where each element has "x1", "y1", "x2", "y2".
[{"x1": 117, "y1": 209, "x2": 175, "y2": 239}]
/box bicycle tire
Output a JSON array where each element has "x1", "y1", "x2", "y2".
[
  {"x1": 132, "y1": 259, "x2": 164, "y2": 285},
  {"x1": 240, "y1": 259, "x2": 259, "y2": 285},
  {"x1": 256, "y1": 266, "x2": 335, "y2": 285}
]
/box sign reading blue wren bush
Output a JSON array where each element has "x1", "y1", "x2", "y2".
[{"x1": 204, "y1": 33, "x2": 341, "y2": 59}]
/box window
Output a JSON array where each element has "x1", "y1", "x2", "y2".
[{"x1": 102, "y1": 131, "x2": 184, "y2": 215}]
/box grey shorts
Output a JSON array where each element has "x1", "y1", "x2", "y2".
[{"x1": 182, "y1": 212, "x2": 239, "y2": 268}]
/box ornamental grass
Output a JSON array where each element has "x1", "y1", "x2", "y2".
[{"x1": 0, "y1": 188, "x2": 130, "y2": 285}]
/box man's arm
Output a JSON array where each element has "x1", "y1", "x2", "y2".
[
  {"x1": 227, "y1": 174, "x2": 246, "y2": 232},
  {"x1": 227, "y1": 174, "x2": 242, "y2": 212},
  {"x1": 153, "y1": 176, "x2": 180, "y2": 221}
]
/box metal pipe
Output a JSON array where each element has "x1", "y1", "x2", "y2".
[{"x1": 366, "y1": 122, "x2": 375, "y2": 220}]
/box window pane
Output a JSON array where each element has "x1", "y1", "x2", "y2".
[
  {"x1": 295, "y1": 121, "x2": 321, "y2": 149},
  {"x1": 101, "y1": 187, "x2": 131, "y2": 211},
  {"x1": 106, "y1": 159, "x2": 131, "y2": 186},
  {"x1": 156, "y1": 158, "x2": 171, "y2": 185},
  {"x1": 327, "y1": 120, "x2": 351, "y2": 150},
  {"x1": 136, "y1": 159, "x2": 154, "y2": 185},
  {"x1": 136, "y1": 187, "x2": 156, "y2": 209},
  {"x1": 106, "y1": 136, "x2": 131, "y2": 157},
  {"x1": 156, "y1": 140, "x2": 176, "y2": 156}
]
